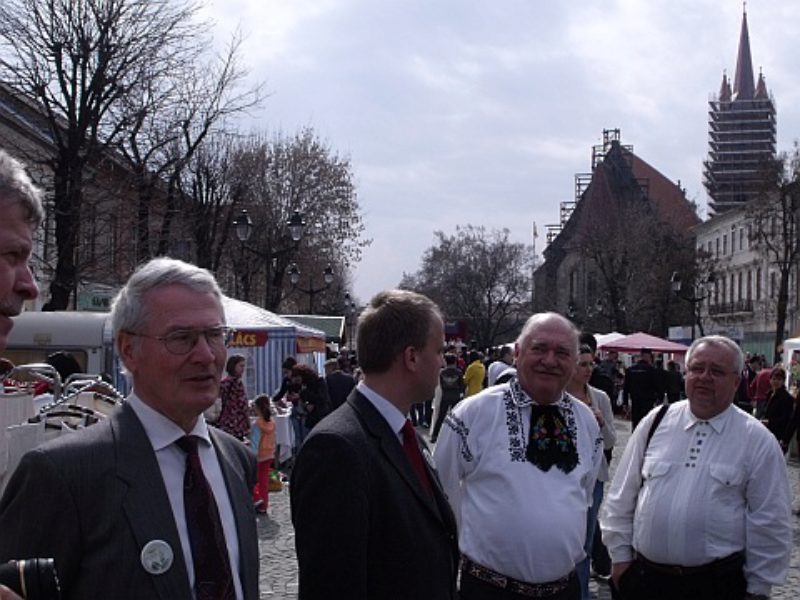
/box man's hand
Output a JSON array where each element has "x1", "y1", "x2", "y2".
[
  {"x1": 611, "y1": 561, "x2": 633, "y2": 590},
  {"x1": 0, "y1": 585, "x2": 22, "y2": 600}
]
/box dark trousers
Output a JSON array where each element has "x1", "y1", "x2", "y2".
[
  {"x1": 630, "y1": 399, "x2": 655, "y2": 431},
  {"x1": 431, "y1": 394, "x2": 460, "y2": 440},
  {"x1": 613, "y1": 554, "x2": 746, "y2": 600},
  {"x1": 591, "y1": 525, "x2": 611, "y2": 576},
  {"x1": 461, "y1": 570, "x2": 579, "y2": 600},
  {"x1": 410, "y1": 401, "x2": 432, "y2": 426}
]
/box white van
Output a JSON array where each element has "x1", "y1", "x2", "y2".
[{"x1": 2, "y1": 311, "x2": 115, "y2": 377}]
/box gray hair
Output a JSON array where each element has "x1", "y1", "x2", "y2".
[
  {"x1": 110, "y1": 257, "x2": 223, "y2": 336},
  {"x1": 0, "y1": 148, "x2": 44, "y2": 225},
  {"x1": 685, "y1": 335, "x2": 744, "y2": 374},
  {"x1": 516, "y1": 312, "x2": 580, "y2": 355}
]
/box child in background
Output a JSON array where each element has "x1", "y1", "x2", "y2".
[{"x1": 252, "y1": 394, "x2": 276, "y2": 514}]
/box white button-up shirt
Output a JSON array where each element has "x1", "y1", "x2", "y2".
[
  {"x1": 128, "y1": 392, "x2": 244, "y2": 600},
  {"x1": 600, "y1": 400, "x2": 791, "y2": 596},
  {"x1": 433, "y1": 378, "x2": 602, "y2": 584}
]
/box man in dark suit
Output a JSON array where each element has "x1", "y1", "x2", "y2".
[
  {"x1": 323, "y1": 355, "x2": 356, "y2": 411},
  {"x1": 0, "y1": 257, "x2": 260, "y2": 600},
  {"x1": 291, "y1": 289, "x2": 459, "y2": 600},
  {"x1": 623, "y1": 348, "x2": 662, "y2": 430}
]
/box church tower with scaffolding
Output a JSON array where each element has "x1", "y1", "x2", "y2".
[{"x1": 703, "y1": 8, "x2": 776, "y2": 214}]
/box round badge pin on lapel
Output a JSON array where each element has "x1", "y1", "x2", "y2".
[{"x1": 141, "y1": 539, "x2": 174, "y2": 575}]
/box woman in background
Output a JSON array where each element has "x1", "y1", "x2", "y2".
[{"x1": 217, "y1": 354, "x2": 251, "y2": 441}]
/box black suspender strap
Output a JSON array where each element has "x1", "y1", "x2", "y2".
[
  {"x1": 639, "y1": 403, "x2": 670, "y2": 489},
  {"x1": 645, "y1": 403, "x2": 670, "y2": 451}
]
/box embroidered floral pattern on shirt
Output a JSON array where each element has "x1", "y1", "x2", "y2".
[
  {"x1": 504, "y1": 382, "x2": 527, "y2": 462},
  {"x1": 504, "y1": 378, "x2": 582, "y2": 470},
  {"x1": 444, "y1": 412, "x2": 473, "y2": 462}
]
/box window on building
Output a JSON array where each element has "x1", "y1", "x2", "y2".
[
  {"x1": 723, "y1": 234, "x2": 727, "y2": 255},
  {"x1": 721, "y1": 279, "x2": 726, "y2": 305},
  {"x1": 737, "y1": 272, "x2": 742, "y2": 301},
  {"x1": 770, "y1": 272, "x2": 777, "y2": 299},
  {"x1": 707, "y1": 241, "x2": 712, "y2": 254},
  {"x1": 739, "y1": 227, "x2": 745, "y2": 251},
  {"x1": 716, "y1": 238, "x2": 720, "y2": 257},
  {"x1": 729, "y1": 274, "x2": 735, "y2": 303},
  {"x1": 587, "y1": 271, "x2": 596, "y2": 300},
  {"x1": 714, "y1": 280, "x2": 719, "y2": 305},
  {"x1": 747, "y1": 270, "x2": 752, "y2": 300},
  {"x1": 756, "y1": 268, "x2": 762, "y2": 300}
]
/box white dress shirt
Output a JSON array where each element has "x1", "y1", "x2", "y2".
[
  {"x1": 128, "y1": 393, "x2": 244, "y2": 600},
  {"x1": 356, "y1": 381, "x2": 407, "y2": 443},
  {"x1": 433, "y1": 378, "x2": 602, "y2": 584},
  {"x1": 600, "y1": 400, "x2": 791, "y2": 596}
]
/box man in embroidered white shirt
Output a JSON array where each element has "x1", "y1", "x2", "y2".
[
  {"x1": 434, "y1": 312, "x2": 602, "y2": 600},
  {"x1": 600, "y1": 335, "x2": 792, "y2": 600}
]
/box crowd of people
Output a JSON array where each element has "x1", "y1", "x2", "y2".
[{"x1": 0, "y1": 146, "x2": 797, "y2": 600}]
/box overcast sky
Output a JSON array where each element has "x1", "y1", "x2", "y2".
[{"x1": 198, "y1": 0, "x2": 800, "y2": 303}]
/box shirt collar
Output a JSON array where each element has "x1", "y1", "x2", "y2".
[
  {"x1": 509, "y1": 377, "x2": 570, "y2": 410},
  {"x1": 127, "y1": 391, "x2": 212, "y2": 451},
  {"x1": 356, "y1": 381, "x2": 408, "y2": 437},
  {"x1": 683, "y1": 401, "x2": 734, "y2": 434}
]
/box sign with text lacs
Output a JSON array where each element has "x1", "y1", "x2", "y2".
[{"x1": 228, "y1": 330, "x2": 269, "y2": 348}]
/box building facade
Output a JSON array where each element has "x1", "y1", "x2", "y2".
[
  {"x1": 693, "y1": 207, "x2": 797, "y2": 357},
  {"x1": 533, "y1": 129, "x2": 699, "y2": 335}
]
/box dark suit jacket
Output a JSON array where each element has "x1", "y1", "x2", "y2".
[
  {"x1": 0, "y1": 402, "x2": 259, "y2": 600},
  {"x1": 324, "y1": 371, "x2": 356, "y2": 411},
  {"x1": 290, "y1": 390, "x2": 459, "y2": 599},
  {"x1": 763, "y1": 386, "x2": 795, "y2": 441}
]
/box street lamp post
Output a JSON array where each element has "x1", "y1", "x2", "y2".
[
  {"x1": 344, "y1": 292, "x2": 358, "y2": 349},
  {"x1": 232, "y1": 208, "x2": 306, "y2": 305},
  {"x1": 289, "y1": 263, "x2": 335, "y2": 314},
  {"x1": 671, "y1": 271, "x2": 716, "y2": 341}
]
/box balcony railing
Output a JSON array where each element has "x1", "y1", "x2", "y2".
[{"x1": 708, "y1": 299, "x2": 754, "y2": 316}]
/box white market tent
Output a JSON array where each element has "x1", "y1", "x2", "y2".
[
  {"x1": 221, "y1": 296, "x2": 326, "y2": 398},
  {"x1": 598, "y1": 331, "x2": 689, "y2": 355},
  {"x1": 784, "y1": 337, "x2": 800, "y2": 363},
  {"x1": 594, "y1": 332, "x2": 625, "y2": 349},
  {"x1": 783, "y1": 337, "x2": 800, "y2": 386}
]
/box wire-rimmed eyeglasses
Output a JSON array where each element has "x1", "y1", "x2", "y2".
[{"x1": 126, "y1": 326, "x2": 232, "y2": 355}]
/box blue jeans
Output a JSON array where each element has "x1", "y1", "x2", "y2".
[{"x1": 577, "y1": 480, "x2": 605, "y2": 600}]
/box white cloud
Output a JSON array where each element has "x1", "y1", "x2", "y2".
[{"x1": 193, "y1": 0, "x2": 800, "y2": 302}]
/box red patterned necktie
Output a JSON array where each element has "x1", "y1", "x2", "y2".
[
  {"x1": 401, "y1": 420, "x2": 433, "y2": 495},
  {"x1": 175, "y1": 435, "x2": 235, "y2": 600}
]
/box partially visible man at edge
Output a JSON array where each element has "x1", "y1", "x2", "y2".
[
  {"x1": 600, "y1": 335, "x2": 791, "y2": 600},
  {"x1": 0, "y1": 148, "x2": 42, "y2": 600}
]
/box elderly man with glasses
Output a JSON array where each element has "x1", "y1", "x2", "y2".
[
  {"x1": 600, "y1": 335, "x2": 792, "y2": 600},
  {"x1": 0, "y1": 257, "x2": 260, "y2": 600}
]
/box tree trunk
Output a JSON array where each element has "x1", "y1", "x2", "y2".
[{"x1": 43, "y1": 161, "x2": 82, "y2": 310}]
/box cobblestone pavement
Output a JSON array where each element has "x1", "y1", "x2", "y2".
[{"x1": 257, "y1": 416, "x2": 800, "y2": 599}]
